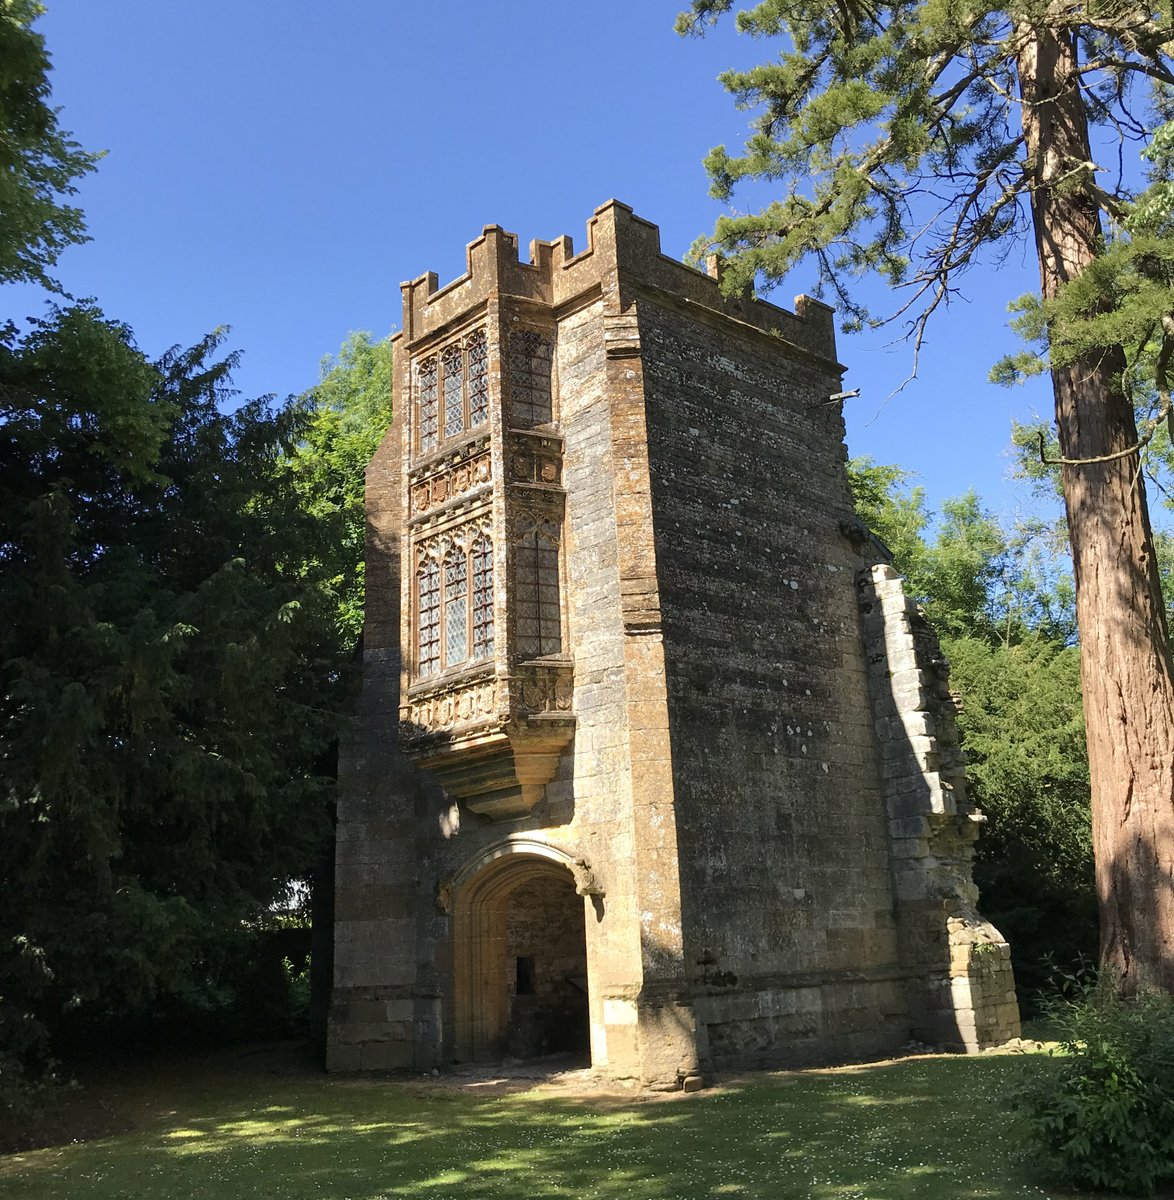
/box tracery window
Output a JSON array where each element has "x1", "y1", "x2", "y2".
[
  {"x1": 417, "y1": 559, "x2": 440, "y2": 677},
  {"x1": 508, "y1": 330, "x2": 553, "y2": 428},
  {"x1": 442, "y1": 345, "x2": 464, "y2": 440},
  {"x1": 472, "y1": 533, "x2": 494, "y2": 659},
  {"x1": 414, "y1": 328, "x2": 489, "y2": 454},
  {"x1": 467, "y1": 329, "x2": 489, "y2": 428},
  {"x1": 515, "y1": 521, "x2": 561, "y2": 658},
  {"x1": 415, "y1": 528, "x2": 494, "y2": 677},
  {"x1": 418, "y1": 356, "x2": 439, "y2": 454}
]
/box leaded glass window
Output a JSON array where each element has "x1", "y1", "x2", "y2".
[
  {"x1": 515, "y1": 530, "x2": 561, "y2": 658},
  {"x1": 442, "y1": 344, "x2": 464, "y2": 439},
  {"x1": 509, "y1": 331, "x2": 553, "y2": 428},
  {"x1": 417, "y1": 558, "x2": 440, "y2": 677},
  {"x1": 418, "y1": 356, "x2": 439, "y2": 453},
  {"x1": 415, "y1": 330, "x2": 493, "y2": 455},
  {"x1": 444, "y1": 548, "x2": 469, "y2": 667},
  {"x1": 415, "y1": 530, "x2": 494, "y2": 680},
  {"x1": 472, "y1": 533, "x2": 494, "y2": 659},
  {"x1": 467, "y1": 329, "x2": 489, "y2": 428}
]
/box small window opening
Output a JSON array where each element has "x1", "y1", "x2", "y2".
[{"x1": 515, "y1": 956, "x2": 535, "y2": 996}]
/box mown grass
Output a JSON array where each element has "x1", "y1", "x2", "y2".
[{"x1": 0, "y1": 1045, "x2": 1091, "y2": 1199}]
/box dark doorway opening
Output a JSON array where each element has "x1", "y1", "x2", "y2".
[{"x1": 503, "y1": 874, "x2": 589, "y2": 1060}]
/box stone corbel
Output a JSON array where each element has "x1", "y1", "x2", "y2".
[{"x1": 572, "y1": 858, "x2": 605, "y2": 897}]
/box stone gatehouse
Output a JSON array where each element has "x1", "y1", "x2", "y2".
[{"x1": 327, "y1": 200, "x2": 1020, "y2": 1088}]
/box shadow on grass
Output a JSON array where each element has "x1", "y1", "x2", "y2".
[{"x1": 1, "y1": 1050, "x2": 1072, "y2": 1200}]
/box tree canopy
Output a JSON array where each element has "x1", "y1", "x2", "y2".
[
  {"x1": 0, "y1": 2, "x2": 100, "y2": 287},
  {"x1": 676, "y1": 0, "x2": 1171, "y2": 339},
  {"x1": 282, "y1": 331, "x2": 393, "y2": 650},
  {"x1": 0, "y1": 307, "x2": 346, "y2": 1097}
]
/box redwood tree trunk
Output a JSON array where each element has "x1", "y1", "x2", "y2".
[{"x1": 1018, "y1": 22, "x2": 1174, "y2": 992}]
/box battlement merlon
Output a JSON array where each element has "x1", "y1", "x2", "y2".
[{"x1": 394, "y1": 200, "x2": 842, "y2": 369}]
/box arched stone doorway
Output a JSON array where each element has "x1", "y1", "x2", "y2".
[{"x1": 452, "y1": 841, "x2": 590, "y2": 1063}]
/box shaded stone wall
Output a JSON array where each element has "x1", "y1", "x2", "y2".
[
  {"x1": 504, "y1": 876, "x2": 588, "y2": 1057},
  {"x1": 328, "y1": 395, "x2": 432, "y2": 1070},
  {"x1": 636, "y1": 294, "x2": 909, "y2": 1066}
]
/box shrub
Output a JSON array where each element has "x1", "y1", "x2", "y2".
[{"x1": 1021, "y1": 972, "x2": 1174, "y2": 1195}]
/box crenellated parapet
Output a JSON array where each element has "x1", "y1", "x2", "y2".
[{"x1": 392, "y1": 200, "x2": 841, "y2": 367}]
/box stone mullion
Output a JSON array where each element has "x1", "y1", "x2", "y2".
[{"x1": 485, "y1": 296, "x2": 512, "y2": 719}]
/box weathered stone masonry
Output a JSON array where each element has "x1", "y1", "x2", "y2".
[{"x1": 328, "y1": 200, "x2": 1019, "y2": 1086}]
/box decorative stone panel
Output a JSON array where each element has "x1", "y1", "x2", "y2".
[
  {"x1": 408, "y1": 438, "x2": 492, "y2": 524},
  {"x1": 399, "y1": 658, "x2": 575, "y2": 820}
]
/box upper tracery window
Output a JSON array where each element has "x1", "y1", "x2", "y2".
[
  {"x1": 508, "y1": 330, "x2": 553, "y2": 429},
  {"x1": 415, "y1": 527, "x2": 494, "y2": 678},
  {"x1": 415, "y1": 328, "x2": 489, "y2": 455}
]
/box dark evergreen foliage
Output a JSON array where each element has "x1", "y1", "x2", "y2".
[{"x1": 0, "y1": 307, "x2": 345, "y2": 1102}]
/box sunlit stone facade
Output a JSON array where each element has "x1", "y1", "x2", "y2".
[{"x1": 327, "y1": 202, "x2": 1019, "y2": 1087}]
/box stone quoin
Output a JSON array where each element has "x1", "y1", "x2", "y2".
[{"x1": 326, "y1": 201, "x2": 1020, "y2": 1088}]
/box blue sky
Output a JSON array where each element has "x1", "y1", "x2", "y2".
[{"x1": 10, "y1": 1, "x2": 1063, "y2": 521}]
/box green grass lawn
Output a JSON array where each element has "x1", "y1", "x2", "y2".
[{"x1": 0, "y1": 1045, "x2": 1087, "y2": 1199}]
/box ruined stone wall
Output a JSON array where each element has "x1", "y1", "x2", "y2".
[
  {"x1": 636, "y1": 294, "x2": 909, "y2": 1066},
  {"x1": 858, "y1": 564, "x2": 1020, "y2": 1049}
]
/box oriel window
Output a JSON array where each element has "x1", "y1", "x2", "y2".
[
  {"x1": 515, "y1": 525, "x2": 562, "y2": 659},
  {"x1": 414, "y1": 328, "x2": 490, "y2": 454},
  {"x1": 416, "y1": 559, "x2": 441, "y2": 677}
]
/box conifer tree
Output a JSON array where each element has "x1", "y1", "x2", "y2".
[
  {"x1": 0, "y1": 308, "x2": 342, "y2": 1093},
  {"x1": 680, "y1": 0, "x2": 1174, "y2": 993}
]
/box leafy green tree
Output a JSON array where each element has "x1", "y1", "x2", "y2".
[
  {"x1": 0, "y1": 2, "x2": 100, "y2": 286},
  {"x1": 282, "y1": 331, "x2": 393, "y2": 649},
  {"x1": 0, "y1": 307, "x2": 342, "y2": 1096},
  {"x1": 949, "y1": 636, "x2": 1094, "y2": 997},
  {"x1": 847, "y1": 457, "x2": 930, "y2": 568},
  {"x1": 680, "y1": 0, "x2": 1174, "y2": 992},
  {"x1": 850, "y1": 457, "x2": 1075, "y2": 642}
]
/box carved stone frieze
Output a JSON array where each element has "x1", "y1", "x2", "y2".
[
  {"x1": 400, "y1": 678, "x2": 499, "y2": 742},
  {"x1": 512, "y1": 658, "x2": 574, "y2": 715},
  {"x1": 506, "y1": 431, "x2": 563, "y2": 489},
  {"x1": 413, "y1": 516, "x2": 492, "y2": 567},
  {"x1": 410, "y1": 448, "x2": 492, "y2": 519},
  {"x1": 508, "y1": 500, "x2": 565, "y2": 543}
]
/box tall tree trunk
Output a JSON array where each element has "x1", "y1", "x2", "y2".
[{"x1": 1018, "y1": 23, "x2": 1174, "y2": 992}]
